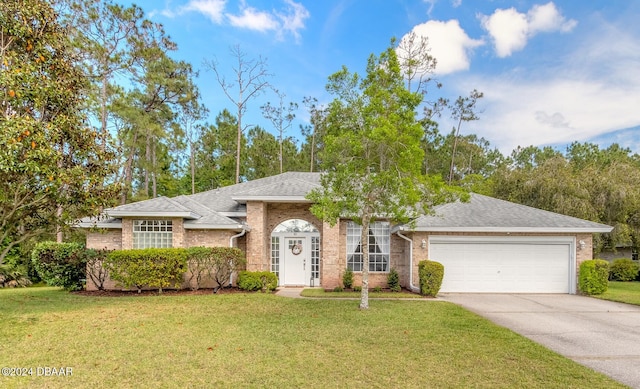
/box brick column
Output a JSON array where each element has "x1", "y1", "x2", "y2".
[
  {"x1": 172, "y1": 218, "x2": 185, "y2": 248},
  {"x1": 246, "y1": 202, "x2": 268, "y2": 271},
  {"x1": 321, "y1": 221, "x2": 340, "y2": 288},
  {"x1": 121, "y1": 219, "x2": 133, "y2": 249}
]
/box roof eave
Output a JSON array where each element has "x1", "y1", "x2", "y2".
[
  {"x1": 231, "y1": 196, "x2": 311, "y2": 203},
  {"x1": 76, "y1": 222, "x2": 123, "y2": 229},
  {"x1": 106, "y1": 211, "x2": 200, "y2": 219},
  {"x1": 405, "y1": 226, "x2": 614, "y2": 233},
  {"x1": 183, "y1": 223, "x2": 244, "y2": 230}
]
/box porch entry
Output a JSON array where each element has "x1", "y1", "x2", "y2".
[{"x1": 271, "y1": 219, "x2": 320, "y2": 287}]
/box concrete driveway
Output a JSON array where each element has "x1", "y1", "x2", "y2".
[{"x1": 440, "y1": 294, "x2": 640, "y2": 388}]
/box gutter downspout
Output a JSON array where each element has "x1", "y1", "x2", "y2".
[
  {"x1": 396, "y1": 229, "x2": 420, "y2": 293},
  {"x1": 229, "y1": 226, "x2": 248, "y2": 286}
]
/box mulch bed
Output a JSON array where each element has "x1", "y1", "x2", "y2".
[{"x1": 72, "y1": 287, "x2": 249, "y2": 297}]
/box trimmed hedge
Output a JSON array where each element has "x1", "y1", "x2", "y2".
[
  {"x1": 609, "y1": 258, "x2": 639, "y2": 281},
  {"x1": 237, "y1": 271, "x2": 278, "y2": 292},
  {"x1": 418, "y1": 260, "x2": 444, "y2": 297},
  {"x1": 186, "y1": 247, "x2": 246, "y2": 292},
  {"x1": 578, "y1": 259, "x2": 609, "y2": 295},
  {"x1": 105, "y1": 248, "x2": 188, "y2": 293},
  {"x1": 31, "y1": 242, "x2": 86, "y2": 291}
]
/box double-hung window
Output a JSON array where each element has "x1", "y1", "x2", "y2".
[
  {"x1": 133, "y1": 220, "x2": 173, "y2": 249},
  {"x1": 346, "y1": 221, "x2": 390, "y2": 272}
]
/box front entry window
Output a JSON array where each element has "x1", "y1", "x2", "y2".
[{"x1": 346, "y1": 221, "x2": 390, "y2": 272}]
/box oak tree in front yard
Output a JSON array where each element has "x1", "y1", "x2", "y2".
[{"x1": 307, "y1": 41, "x2": 465, "y2": 309}]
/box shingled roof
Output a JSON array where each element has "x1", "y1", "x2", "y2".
[
  {"x1": 79, "y1": 173, "x2": 611, "y2": 233},
  {"x1": 407, "y1": 193, "x2": 612, "y2": 233}
]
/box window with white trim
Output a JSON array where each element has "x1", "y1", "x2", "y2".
[
  {"x1": 346, "y1": 221, "x2": 390, "y2": 272},
  {"x1": 133, "y1": 220, "x2": 173, "y2": 249},
  {"x1": 271, "y1": 236, "x2": 280, "y2": 278}
]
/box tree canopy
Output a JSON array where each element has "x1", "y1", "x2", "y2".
[{"x1": 307, "y1": 42, "x2": 465, "y2": 309}]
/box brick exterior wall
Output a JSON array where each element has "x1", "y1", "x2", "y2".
[
  {"x1": 321, "y1": 220, "x2": 407, "y2": 290},
  {"x1": 84, "y1": 211, "x2": 598, "y2": 293},
  {"x1": 86, "y1": 229, "x2": 122, "y2": 251},
  {"x1": 85, "y1": 219, "x2": 246, "y2": 291}
]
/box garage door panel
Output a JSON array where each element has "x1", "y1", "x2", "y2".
[{"x1": 430, "y1": 240, "x2": 571, "y2": 293}]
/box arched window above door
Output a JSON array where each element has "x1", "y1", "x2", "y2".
[{"x1": 273, "y1": 219, "x2": 319, "y2": 233}]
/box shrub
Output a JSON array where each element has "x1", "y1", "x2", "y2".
[
  {"x1": 353, "y1": 285, "x2": 362, "y2": 292},
  {"x1": 418, "y1": 260, "x2": 444, "y2": 297},
  {"x1": 609, "y1": 258, "x2": 639, "y2": 281},
  {"x1": 186, "y1": 247, "x2": 246, "y2": 292},
  {"x1": 372, "y1": 286, "x2": 382, "y2": 293},
  {"x1": 85, "y1": 249, "x2": 110, "y2": 291},
  {"x1": 237, "y1": 271, "x2": 278, "y2": 292},
  {"x1": 31, "y1": 242, "x2": 86, "y2": 291},
  {"x1": 342, "y1": 268, "x2": 354, "y2": 289},
  {"x1": 578, "y1": 259, "x2": 609, "y2": 295},
  {"x1": 387, "y1": 268, "x2": 401, "y2": 292},
  {"x1": 332, "y1": 286, "x2": 344, "y2": 292},
  {"x1": 0, "y1": 264, "x2": 32, "y2": 288},
  {"x1": 105, "y1": 248, "x2": 188, "y2": 293}
]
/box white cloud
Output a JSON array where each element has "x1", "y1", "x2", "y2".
[
  {"x1": 226, "y1": 4, "x2": 279, "y2": 31},
  {"x1": 457, "y1": 24, "x2": 640, "y2": 154},
  {"x1": 275, "y1": 0, "x2": 310, "y2": 42},
  {"x1": 183, "y1": 0, "x2": 226, "y2": 23},
  {"x1": 480, "y1": 2, "x2": 577, "y2": 57},
  {"x1": 403, "y1": 20, "x2": 483, "y2": 75},
  {"x1": 173, "y1": 0, "x2": 308, "y2": 41},
  {"x1": 451, "y1": 0, "x2": 462, "y2": 8}
]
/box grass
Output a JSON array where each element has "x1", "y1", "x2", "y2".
[
  {"x1": 595, "y1": 281, "x2": 640, "y2": 306},
  {"x1": 0, "y1": 287, "x2": 624, "y2": 388},
  {"x1": 300, "y1": 288, "x2": 424, "y2": 299}
]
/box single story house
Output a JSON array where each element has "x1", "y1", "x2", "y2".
[{"x1": 80, "y1": 172, "x2": 612, "y2": 294}]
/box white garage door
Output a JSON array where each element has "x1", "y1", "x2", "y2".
[{"x1": 429, "y1": 236, "x2": 575, "y2": 293}]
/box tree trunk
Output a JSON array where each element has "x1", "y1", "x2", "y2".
[
  {"x1": 144, "y1": 134, "x2": 150, "y2": 197},
  {"x1": 310, "y1": 130, "x2": 316, "y2": 172},
  {"x1": 152, "y1": 137, "x2": 157, "y2": 198},
  {"x1": 235, "y1": 110, "x2": 242, "y2": 184},
  {"x1": 190, "y1": 141, "x2": 195, "y2": 194},
  {"x1": 359, "y1": 214, "x2": 371, "y2": 309},
  {"x1": 56, "y1": 206, "x2": 63, "y2": 243},
  {"x1": 121, "y1": 131, "x2": 138, "y2": 205}
]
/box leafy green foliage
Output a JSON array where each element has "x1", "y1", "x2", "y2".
[
  {"x1": 31, "y1": 242, "x2": 86, "y2": 291},
  {"x1": 0, "y1": 264, "x2": 32, "y2": 288},
  {"x1": 418, "y1": 260, "x2": 444, "y2": 297},
  {"x1": 237, "y1": 271, "x2": 278, "y2": 292},
  {"x1": 332, "y1": 286, "x2": 344, "y2": 292},
  {"x1": 578, "y1": 259, "x2": 609, "y2": 295},
  {"x1": 490, "y1": 143, "x2": 640, "y2": 254},
  {"x1": 105, "y1": 248, "x2": 187, "y2": 293},
  {"x1": 387, "y1": 268, "x2": 401, "y2": 292},
  {"x1": 186, "y1": 246, "x2": 246, "y2": 292},
  {"x1": 609, "y1": 258, "x2": 639, "y2": 282},
  {"x1": 0, "y1": 0, "x2": 119, "y2": 263},
  {"x1": 308, "y1": 41, "x2": 466, "y2": 309},
  {"x1": 342, "y1": 268, "x2": 354, "y2": 289}
]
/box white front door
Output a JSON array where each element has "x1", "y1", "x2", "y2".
[{"x1": 283, "y1": 237, "x2": 307, "y2": 285}]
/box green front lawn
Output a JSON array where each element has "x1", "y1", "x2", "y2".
[
  {"x1": 595, "y1": 281, "x2": 640, "y2": 306},
  {"x1": 0, "y1": 287, "x2": 623, "y2": 388}
]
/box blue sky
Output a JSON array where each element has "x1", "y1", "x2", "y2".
[{"x1": 127, "y1": 0, "x2": 640, "y2": 155}]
